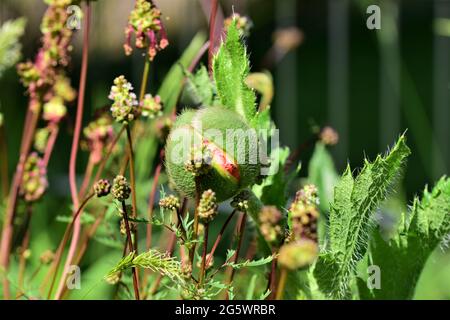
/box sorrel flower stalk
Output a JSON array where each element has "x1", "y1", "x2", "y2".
[
  {"x1": 0, "y1": 0, "x2": 75, "y2": 299},
  {"x1": 124, "y1": 0, "x2": 169, "y2": 61}
]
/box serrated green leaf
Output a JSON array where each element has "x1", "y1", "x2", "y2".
[
  {"x1": 213, "y1": 19, "x2": 256, "y2": 123},
  {"x1": 314, "y1": 135, "x2": 411, "y2": 299},
  {"x1": 364, "y1": 176, "x2": 450, "y2": 299}
]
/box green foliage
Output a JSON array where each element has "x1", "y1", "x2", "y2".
[
  {"x1": 360, "y1": 176, "x2": 450, "y2": 299},
  {"x1": 223, "y1": 250, "x2": 275, "y2": 269},
  {"x1": 182, "y1": 65, "x2": 214, "y2": 106},
  {"x1": 105, "y1": 250, "x2": 183, "y2": 284},
  {"x1": 253, "y1": 147, "x2": 300, "y2": 208},
  {"x1": 0, "y1": 18, "x2": 26, "y2": 78},
  {"x1": 158, "y1": 32, "x2": 207, "y2": 114},
  {"x1": 308, "y1": 142, "x2": 339, "y2": 213},
  {"x1": 213, "y1": 19, "x2": 256, "y2": 123},
  {"x1": 314, "y1": 135, "x2": 411, "y2": 299}
]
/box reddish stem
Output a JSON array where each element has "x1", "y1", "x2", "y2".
[
  {"x1": 206, "y1": 209, "x2": 237, "y2": 267},
  {"x1": 57, "y1": 2, "x2": 91, "y2": 300},
  {"x1": 42, "y1": 123, "x2": 59, "y2": 167},
  {"x1": 208, "y1": 0, "x2": 219, "y2": 74},
  {"x1": 0, "y1": 106, "x2": 39, "y2": 299}
]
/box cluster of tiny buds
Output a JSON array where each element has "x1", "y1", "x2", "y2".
[
  {"x1": 19, "y1": 152, "x2": 48, "y2": 202},
  {"x1": 231, "y1": 191, "x2": 251, "y2": 213},
  {"x1": 120, "y1": 219, "x2": 137, "y2": 235},
  {"x1": 294, "y1": 184, "x2": 319, "y2": 206},
  {"x1": 140, "y1": 94, "x2": 162, "y2": 118},
  {"x1": 111, "y1": 175, "x2": 131, "y2": 202},
  {"x1": 289, "y1": 184, "x2": 320, "y2": 242},
  {"x1": 124, "y1": 0, "x2": 169, "y2": 61},
  {"x1": 198, "y1": 189, "x2": 218, "y2": 223},
  {"x1": 42, "y1": 96, "x2": 66, "y2": 123},
  {"x1": 184, "y1": 147, "x2": 212, "y2": 177},
  {"x1": 109, "y1": 76, "x2": 138, "y2": 124},
  {"x1": 94, "y1": 179, "x2": 111, "y2": 198},
  {"x1": 319, "y1": 126, "x2": 339, "y2": 146},
  {"x1": 259, "y1": 206, "x2": 283, "y2": 245},
  {"x1": 159, "y1": 194, "x2": 180, "y2": 211}
]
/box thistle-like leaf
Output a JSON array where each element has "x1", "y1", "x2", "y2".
[
  {"x1": 360, "y1": 176, "x2": 450, "y2": 299},
  {"x1": 314, "y1": 135, "x2": 411, "y2": 298},
  {"x1": 213, "y1": 19, "x2": 256, "y2": 123}
]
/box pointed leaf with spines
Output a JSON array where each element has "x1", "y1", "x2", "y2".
[
  {"x1": 360, "y1": 176, "x2": 450, "y2": 299},
  {"x1": 314, "y1": 135, "x2": 411, "y2": 299},
  {"x1": 213, "y1": 19, "x2": 256, "y2": 123}
]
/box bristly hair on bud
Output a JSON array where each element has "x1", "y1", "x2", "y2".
[
  {"x1": 198, "y1": 189, "x2": 218, "y2": 223},
  {"x1": 159, "y1": 194, "x2": 180, "y2": 211},
  {"x1": 109, "y1": 75, "x2": 138, "y2": 124},
  {"x1": 111, "y1": 175, "x2": 131, "y2": 202},
  {"x1": 124, "y1": 0, "x2": 169, "y2": 61}
]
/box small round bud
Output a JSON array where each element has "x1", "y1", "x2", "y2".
[
  {"x1": 278, "y1": 239, "x2": 318, "y2": 271},
  {"x1": 94, "y1": 179, "x2": 111, "y2": 197},
  {"x1": 319, "y1": 126, "x2": 339, "y2": 146},
  {"x1": 111, "y1": 175, "x2": 131, "y2": 201},
  {"x1": 198, "y1": 189, "x2": 218, "y2": 223},
  {"x1": 159, "y1": 194, "x2": 180, "y2": 211}
]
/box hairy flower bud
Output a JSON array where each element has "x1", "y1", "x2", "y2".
[
  {"x1": 198, "y1": 189, "x2": 218, "y2": 223},
  {"x1": 112, "y1": 175, "x2": 131, "y2": 202},
  {"x1": 290, "y1": 186, "x2": 320, "y2": 242},
  {"x1": 165, "y1": 107, "x2": 261, "y2": 202}
]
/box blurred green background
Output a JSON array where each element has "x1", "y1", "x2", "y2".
[{"x1": 0, "y1": 0, "x2": 449, "y2": 299}]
